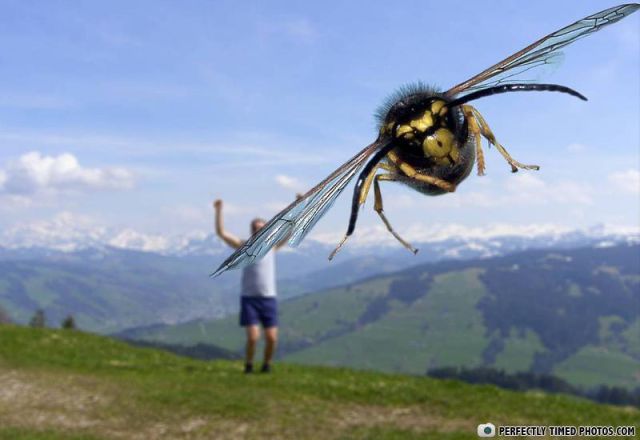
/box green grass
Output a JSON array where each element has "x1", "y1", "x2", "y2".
[
  {"x1": 128, "y1": 265, "x2": 640, "y2": 390},
  {"x1": 282, "y1": 277, "x2": 393, "y2": 340},
  {"x1": 493, "y1": 328, "x2": 546, "y2": 372},
  {"x1": 0, "y1": 325, "x2": 638, "y2": 439},
  {"x1": 554, "y1": 345, "x2": 640, "y2": 388},
  {"x1": 0, "y1": 256, "x2": 236, "y2": 334},
  {"x1": 0, "y1": 428, "x2": 103, "y2": 440},
  {"x1": 131, "y1": 277, "x2": 395, "y2": 351},
  {"x1": 621, "y1": 318, "x2": 640, "y2": 358}
]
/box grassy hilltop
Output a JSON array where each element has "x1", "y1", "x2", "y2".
[
  {"x1": 0, "y1": 326, "x2": 638, "y2": 440},
  {"x1": 124, "y1": 245, "x2": 640, "y2": 390}
]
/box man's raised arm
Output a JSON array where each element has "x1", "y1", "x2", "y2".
[{"x1": 213, "y1": 199, "x2": 243, "y2": 250}]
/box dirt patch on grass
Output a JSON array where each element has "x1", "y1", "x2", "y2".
[
  {"x1": 0, "y1": 369, "x2": 107, "y2": 430},
  {"x1": 333, "y1": 403, "x2": 473, "y2": 433},
  {"x1": 0, "y1": 368, "x2": 234, "y2": 439},
  {"x1": 0, "y1": 368, "x2": 471, "y2": 439}
]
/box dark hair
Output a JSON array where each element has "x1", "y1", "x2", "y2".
[{"x1": 251, "y1": 218, "x2": 267, "y2": 232}]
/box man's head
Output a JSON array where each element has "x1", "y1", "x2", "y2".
[{"x1": 251, "y1": 218, "x2": 267, "y2": 234}]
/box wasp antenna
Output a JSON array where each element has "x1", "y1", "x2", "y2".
[{"x1": 448, "y1": 83, "x2": 587, "y2": 108}]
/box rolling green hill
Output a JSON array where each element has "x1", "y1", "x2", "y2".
[
  {"x1": 0, "y1": 250, "x2": 239, "y2": 333},
  {"x1": 0, "y1": 305, "x2": 11, "y2": 325},
  {"x1": 0, "y1": 325, "x2": 638, "y2": 440},
  {"x1": 122, "y1": 245, "x2": 640, "y2": 389},
  {"x1": 0, "y1": 246, "x2": 402, "y2": 334}
]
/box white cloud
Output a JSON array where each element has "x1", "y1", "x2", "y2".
[
  {"x1": 282, "y1": 18, "x2": 318, "y2": 42},
  {"x1": 416, "y1": 173, "x2": 594, "y2": 210},
  {"x1": 0, "y1": 93, "x2": 75, "y2": 110},
  {"x1": 260, "y1": 17, "x2": 319, "y2": 43},
  {"x1": 608, "y1": 169, "x2": 640, "y2": 194},
  {"x1": 0, "y1": 131, "x2": 335, "y2": 169},
  {"x1": 275, "y1": 174, "x2": 303, "y2": 191},
  {"x1": 214, "y1": 200, "x2": 254, "y2": 216},
  {"x1": 264, "y1": 201, "x2": 291, "y2": 213},
  {"x1": 0, "y1": 152, "x2": 134, "y2": 196},
  {"x1": 508, "y1": 173, "x2": 546, "y2": 191},
  {"x1": 567, "y1": 143, "x2": 587, "y2": 153},
  {"x1": 168, "y1": 204, "x2": 210, "y2": 223}
]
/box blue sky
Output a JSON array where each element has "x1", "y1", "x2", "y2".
[{"x1": 0, "y1": 0, "x2": 638, "y2": 248}]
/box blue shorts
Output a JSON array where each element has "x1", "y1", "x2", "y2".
[{"x1": 239, "y1": 296, "x2": 278, "y2": 328}]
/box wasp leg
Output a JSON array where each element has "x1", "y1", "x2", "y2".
[
  {"x1": 329, "y1": 160, "x2": 404, "y2": 260},
  {"x1": 465, "y1": 104, "x2": 540, "y2": 173},
  {"x1": 374, "y1": 173, "x2": 418, "y2": 254},
  {"x1": 359, "y1": 161, "x2": 397, "y2": 205},
  {"x1": 329, "y1": 162, "x2": 383, "y2": 260},
  {"x1": 358, "y1": 163, "x2": 378, "y2": 206},
  {"x1": 462, "y1": 105, "x2": 486, "y2": 176},
  {"x1": 387, "y1": 151, "x2": 456, "y2": 192}
]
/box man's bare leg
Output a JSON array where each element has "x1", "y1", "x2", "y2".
[
  {"x1": 262, "y1": 326, "x2": 278, "y2": 372},
  {"x1": 245, "y1": 324, "x2": 260, "y2": 373}
]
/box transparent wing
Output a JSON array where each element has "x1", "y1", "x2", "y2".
[
  {"x1": 210, "y1": 141, "x2": 383, "y2": 277},
  {"x1": 445, "y1": 4, "x2": 640, "y2": 98}
]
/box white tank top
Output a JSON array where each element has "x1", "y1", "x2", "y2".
[{"x1": 241, "y1": 250, "x2": 277, "y2": 297}]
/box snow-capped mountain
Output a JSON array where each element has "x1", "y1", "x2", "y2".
[
  {"x1": 0, "y1": 212, "x2": 225, "y2": 256},
  {"x1": 0, "y1": 217, "x2": 637, "y2": 333},
  {"x1": 1, "y1": 213, "x2": 637, "y2": 261}
]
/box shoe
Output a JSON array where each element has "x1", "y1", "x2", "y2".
[
  {"x1": 244, "y1": 363, "x2": 253, "y2": 374},
  {"x1": 260, "y1": 363, "x2": 271, "y2": 373}
]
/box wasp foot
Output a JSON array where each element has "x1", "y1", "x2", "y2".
[{"x1": 328, "y1": 235, "x2": 349, "y2": 261}]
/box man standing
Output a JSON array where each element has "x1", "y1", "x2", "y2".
[{"x1": 213, "y1": 198, "x2": 297, "y2": 373}]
